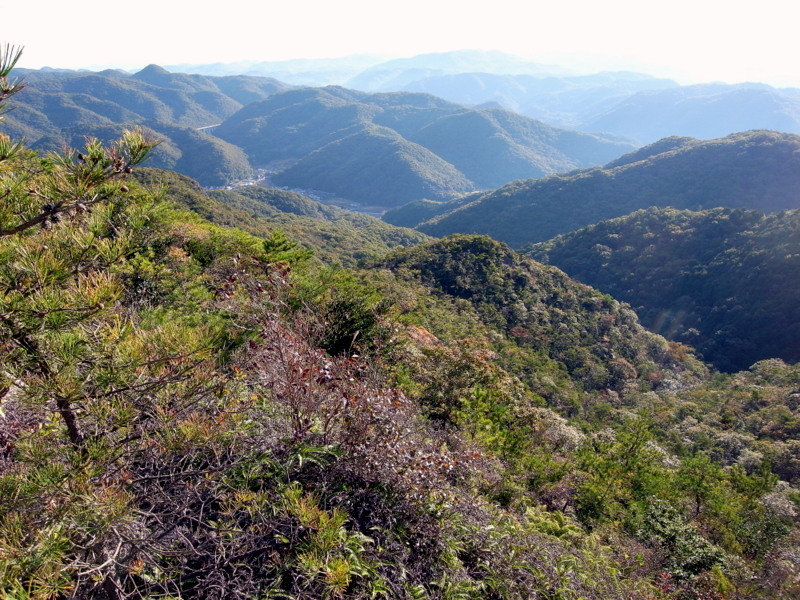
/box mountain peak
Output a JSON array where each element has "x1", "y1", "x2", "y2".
[{"x1": 134, "y1": 64, "x2": 171, "y2": 78}]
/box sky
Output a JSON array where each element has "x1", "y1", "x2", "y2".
[{"x1": 6, "y1": 0, "x2": 799, "y2": 87}]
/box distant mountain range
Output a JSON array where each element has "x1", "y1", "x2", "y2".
[
  {"x1": 4, "y1": 66, "x2": 634, "y2": 203},
  {"x1": 390, "y1": 74, "x2": 800, "y2": 144},
  {"x1": 165, "y1": 50, "x2": 800, "y2": 144},
  {"x1": 393, "y1": 131, "x2": 800, "y2": 246},
  {"x1": 392, "y1": 71, "x2": 677, "y2": 129},
  {"x1": 213, "y1": 86, "x2": 633, "y2": 206},
  {"x1": 167, "y1": 50, "x2": 569, "y2": 87},
  {"x1": 579, "y1": 83, "x2": 800, "y2": 143}
]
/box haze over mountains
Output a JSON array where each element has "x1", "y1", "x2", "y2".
[{"x1": 168, "y1": 50, "x2": 800, "y2": 144}]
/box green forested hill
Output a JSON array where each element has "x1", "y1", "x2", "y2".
[
  {"x1": 12, "y1": 64, "x2": 289, "y2": 127},
  {"x1": 5, "y1": 65, "x2": 290, "y2": 184},
  {"x1": 133, "y1": 168, "x2": 432, "y2": 265},
  {"x1": 273, "y1": 124, "x2": 474, "y2": 205},
  {"x1": 527, "y1": 207, "x2": 800, "y2": 372},
  {"x1": 35, "y1": 121, "x2": 254, "y2": 186},
  {"x1": 413, "y1": 130, "x2": 800, "y2": 246},
  {"x1": 214, "y1": 86, "x2": 635, "y2": 206},
  {"x1": 3, "y1": 129, "x2": 800, "y2": 600},
  {"x1": 372, "y1": 234, "x2": 706, "y2": 402}
]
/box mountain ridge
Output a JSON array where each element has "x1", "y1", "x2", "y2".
[
  {"x1": 528, "y1": 206, "x2": 800, "y2": 372},
  {"x1": 410, "y1": 130, "x2": 800, "y2": 246}
]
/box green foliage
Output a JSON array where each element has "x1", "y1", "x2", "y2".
[
  {"x1": 638, "y1": 500, "x2": 727, "y2": 581},
  {"x1": 262, "y1": 228, "x2": 314, "y2": 265},
  {"x1": 528, "y1": 206, "x2": 800, "y2": 371},
  {"x1": 375, "y1": 234, "x2": 706, "y2": 407},
  {"x1": 0, "y1": 44, "x2": 23, "y2": 119},
  {"x1": 290, "y1": 267, "x2": 392, "y2": 356},
  {"x1": 416, "y1": 131, "x2": 800, "y2": 247},
  {"x1": 3, "y1": 50, "x2": 800, "y2": 600},
  {"x1": 576, "y1": 418, "x2": 670, "y2": 522}
]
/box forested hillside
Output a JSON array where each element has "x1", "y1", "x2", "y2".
[
  {"x1": 409, "y1": 131, "x2": 800, "y2": 246},
  {"x1": 213, "y1": 86, "x2": 634, "y2": 206},
  {"x1": 6, "y1": 65, "x2": 635, "y2": 199},
  {"x1": 132, "y1": 168, "x2": 433, "y2": 265},
  {"x1": 527, "y1": 207, "x2": 800, "y2": 372},
  {"x1": 4, "y1": 65, "x2": 289, "y2": 185}
]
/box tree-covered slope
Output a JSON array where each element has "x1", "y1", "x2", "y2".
[
  {"x1": 4, "y1": 51, "x2": 800, "y2": 600},
  {"x1": 131, "y1": 169, "x2": 432, "y2": 265},
  {"x1": 3, "y1": 125, "x2": 680, "y2": 600},
  {"x1": 414, "y1": 130, "x2": 800, "y2": 246},
  {"x1": 373, "y1": 234, "x2": 707, "y2": 401},
  {"x1": 273, "y1": 124, "x2": 474, "y2": 205},
  {"x1": 12, "y1": 64, "x2": 289, "y2": 127},
  {"x1": 5, "y1": 65, "x2": 290, "y2": 185},
  {"x1": 527, "y1": 207, "x2": 800, "y2": 372},
  {"x1": 2, "y1": 131, "x2": 798, "y2": 600},
  {"x1": 407, "y1": 107, "x2": 632, "y2": 188},
  {"x1": 215, "y1": 86, "x2": 635, "y2": 206}
]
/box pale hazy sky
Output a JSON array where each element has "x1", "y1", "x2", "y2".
[{"x1": 7, "y1": 0, "x2": 799, "y2": 86}]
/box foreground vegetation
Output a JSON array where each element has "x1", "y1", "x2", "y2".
[{"x1": 2, "y1": 48, "x2": 799, "y2": 600}]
